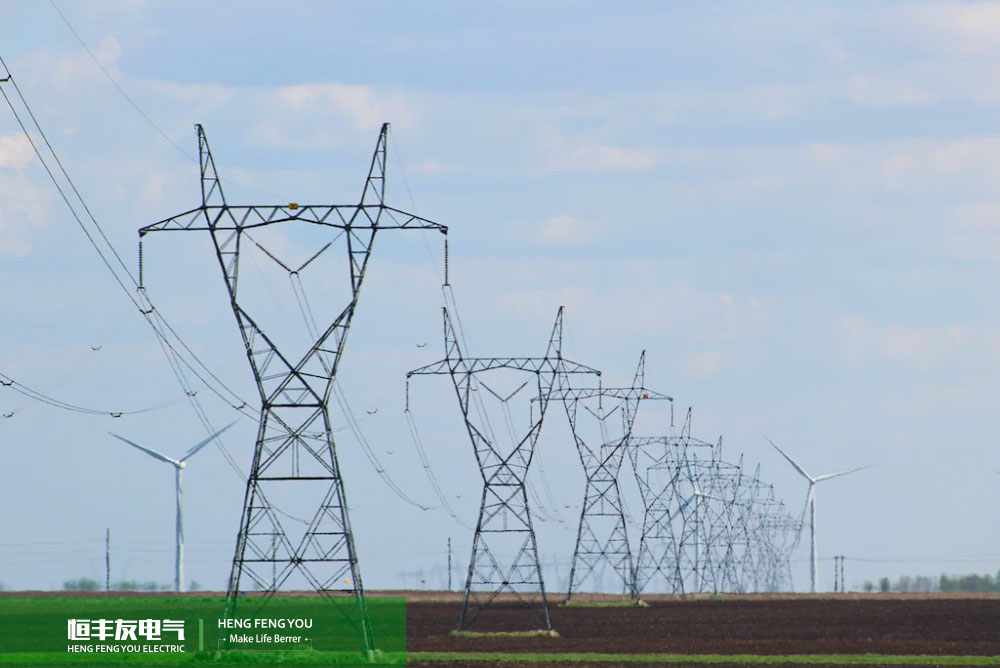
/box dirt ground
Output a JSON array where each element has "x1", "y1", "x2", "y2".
[
  {"x1": 404, "y1": 594, "x2": 1000, "y2": 655},
  {"x1": 10, "y1": 590, "x2": 1000, "y2": 659}
]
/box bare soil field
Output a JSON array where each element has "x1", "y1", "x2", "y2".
[{"x1": 405, "y1": 595, "x2": 1000, "y2": 655}]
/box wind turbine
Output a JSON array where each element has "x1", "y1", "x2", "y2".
[
  {"x1": 766, "y1": 436, "x2": 867, "y2": 593},
  {"x1": 110, "y1": 422, "x2": 236, "y2": 592}
]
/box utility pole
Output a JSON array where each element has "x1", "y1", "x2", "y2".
[
  {"x1": 447, "y1": 537, "x2": 452, "y2": 592},
  {"x1": 833, "y1": 555, "x2": 839, "y2": 593},
  {"x1": 105, "y1": 528, "x2": 110, "y2": 592}
]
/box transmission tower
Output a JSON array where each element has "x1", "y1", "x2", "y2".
[
  {"x1": 628, "y1": 409, "x2": 716, "y2": 595},
  {"x1": 138, "y1": 123, "x2": 446, "y2": 653},
  {"x1": 407, "y1": 307, "x2": 598, "y2": 631},
  {"x1": 548, "y1": 351, "x2": 670, "y2": 600}
]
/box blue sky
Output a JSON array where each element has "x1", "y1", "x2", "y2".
[{"x1": 2, "y1": 0, "x2": 1000, "y2": 593}]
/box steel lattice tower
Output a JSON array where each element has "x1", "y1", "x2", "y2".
[
  {"x1": 407, "y1": 307, "x2": 598, "y2": 631},
  {"x1": 139, "y1": 123, "x2": 446, "y2": 652},
  {"x1": 548, "y1": 352, "x2": 670, "y2": 600},
  {"x1": 628, "y1": 409, "x2": 716, "y2": 595}
]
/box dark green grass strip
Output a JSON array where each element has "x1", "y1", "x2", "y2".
[
  {"x1": 451, "y1": 630, "x2": 560, "y2": 638},
  {"x1": 409, "y1": 652, "x2": 1000, "y2": 665},
  {"x1": 0, "y1": 650, "x2": 405, "y2": 666},
  {"x1": 560, "y1": 600, "x2": 650, "y2": 608}
]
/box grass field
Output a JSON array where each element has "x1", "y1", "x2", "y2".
[
  {"x1": 3, "y1": 650, "x2": 1000, "y2": 667},
  {"x1": 410, "y1": 652, "x2": 1000, "y2": 665}
]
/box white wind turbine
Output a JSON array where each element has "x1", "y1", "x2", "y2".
[
  {"x1": 766, "y1": 436, "x2": 868, "y2": 594},
  {"x1": 110, "y1": 422, "x2": 236, "y2": 592}
]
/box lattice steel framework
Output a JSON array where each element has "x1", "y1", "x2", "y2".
[
  {"x1": 547, "y1": 352, "x2": 671, "y2": 600},
  {"x1": 629, "y1": 413, "x2": 800, "y2": 595},
  {"x1": 139, "y1": 123, "x2": 446, "y2": 652},
  {"x1": 407, "y1": 307, "x2": 599, "y2": 630},
  {"x1": 628, "y1": 410, "x2": 715, "y2": 595}
]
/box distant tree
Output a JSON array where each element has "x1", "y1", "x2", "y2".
[
  {"x1": 112, "y1": 579, "x2": 160, "y2": 591},
  {"x1": 64, "y1": 578, "x2": 100, "y2": 591},
  {"x1": 879, "y1": 577, "x2": 890, "y2": 593},
  {"x1": 863, "y1": 581, "x2": 874, "y2": 593},
  {"x1": 189, "y1": 580, "x2": 201, "y2": 591}
]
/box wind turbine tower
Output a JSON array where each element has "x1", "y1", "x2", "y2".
[
  {"x1": 766, "y1": 436, "x2": 867, "y2": 593},
  {"x1": 110, "y1": 423, "x2": 235, "y2": 591}
]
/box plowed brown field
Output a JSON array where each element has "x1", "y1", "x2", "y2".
[{"x1": 405, "y1": 595, "x2": 1000, "y2": 655}]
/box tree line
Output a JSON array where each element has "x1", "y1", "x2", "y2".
[
  {"x1": 63, "y1": 577, "x2": 200, "y2": 591},
  {"x1": 863, "y1": 572, "x2": 1000, "y2": 593}
]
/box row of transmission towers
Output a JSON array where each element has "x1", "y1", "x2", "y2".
[
  {"x1": 627, "y1": 415, "x2": 800, "y2": 597},
  {"x1": 110, "y1": 119, "x2": 853, "y2": 647},
  {"x1": 0, "y1": 46, "x2": 875, "y2": 650},
  {"x1": 406, "y1": 308, "x2": 804, "y2": 631}
]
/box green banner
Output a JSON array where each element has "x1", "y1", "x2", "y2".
[{"x1": 0, "y1": 596, "x2": 405, "y2": 666}]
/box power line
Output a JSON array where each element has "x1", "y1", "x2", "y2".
[
  {"x1": 0, "y1": 371, "x2": 187, "y2": 417},
  {"x1": 47, "y1": 0, "x2": 196, "y2": 162},
  {"x1": 0, "y1": 58, "x2": 257, "y2": 420}
]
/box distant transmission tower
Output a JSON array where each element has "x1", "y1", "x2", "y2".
[
  {"x1": 549, "y1": 352, "x2": 670, "y2": 600},
  {"x1": 139, "y1": 123, "x2": 446, "y2": 652},
  {"x1": 628, "y1": 409, "x2": 716, "y2": 595},
  {"x1": 407, "y1": 307, "x2": 598, "y2": 631}
]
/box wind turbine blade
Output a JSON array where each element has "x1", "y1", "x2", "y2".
[
  {"x1": 110, "y1": 433, "x2": 178, "y2": 466},
  {"x1": 814, "y1": 465, "x2": 870, "y2": 483},
  {"x1": 668, "y1": 495, "x2": 695, "y2": 522},
  {"x1": 180, "y1": 421, "x2": 238, "y2": 462},
  {"x1": 765, "y1": 435, "x2": 812, "y2": 481}
]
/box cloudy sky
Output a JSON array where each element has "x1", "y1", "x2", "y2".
[{"x1": 2, "y1": 0, "x2": 1000, "y2": 594}]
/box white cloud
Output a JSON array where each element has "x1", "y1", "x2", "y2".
[
  {"x1": 839, "y1": 316, "x2": 991, "y2": 367},
  {"x1": 0, "y1": 178, "x2": 49, "y2": 258},
  {"x1": 898, "y1": 3, "x2": 1000, "y2": 54},
  {"x1": 26, "y1": 36, "x2": 125, "y2": 90},
  {"x1": 686, "y1": 352, "x2": 723, "y2": 378},
  {"x1": 410, "y1": 158, "x2": 455, "y2": 175},
  {"x1": 93, "y1": 36, "x2": 122, "y2": 69},
  {"x1": 945, "y1": 202, "x2": 1000, "y2": 231},
  {"x1": 798, "y1": 137, "x2": 1000, "y2": 192},
  {"x1": 547, "y1": 145, "x2": 661, "y2": 173},
  {"x1": 0, "y1": 135, "x2": 33, "y2": 169},
  {"x1": 142, "y1": 80, "x2": 234, "y2": 107},
  {"x1": 533, "y1": 214, "x2": 603, "y2": 245},
  {"x1": 846, "y1": 75, "x2": 933, "y2": 107},
  {"x1": 275, "y1": 83, "x2": 416, "y2": 131}
]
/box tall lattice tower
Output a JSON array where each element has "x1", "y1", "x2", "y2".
[
  {"x1": 139, "y1": 123, "x2": 446, "y2": 652},
  {"x1": 548, "y1": 352, "x2": 670, "y2": 600},
  {"x1": 408, "y1": 307, "x2": 598, "y2": 631}
]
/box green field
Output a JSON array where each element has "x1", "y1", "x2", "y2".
[
  {"x1": 0, "y1": 596, "x2": 404, "y2": 667},
  {"x1": 410, "y1": 652, "x2": 1000, "y2": 666}
]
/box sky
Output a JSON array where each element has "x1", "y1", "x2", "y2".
[{"x1": 2, "y1": 0, "x2": 1000, "y2": 594}]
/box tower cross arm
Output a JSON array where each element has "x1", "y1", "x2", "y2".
[
  {"x1": 139, "y1": 204, "x2": 448, "y2": 236},
  {"x1": 406, "y1": 359, "x2": 453, "y2": 377},
  {"x1": 547, "y1": 386, "x2": 672, "y2": 402},
  {"x1": 378, "y1": 206, "x2": 448, "y2": 233},
  {"x1": 409, "y1": 356, "x2": 599, "y2": 376},
  {"x1": 139, "y1": 207, "x2": 212, "y2": 234}
]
